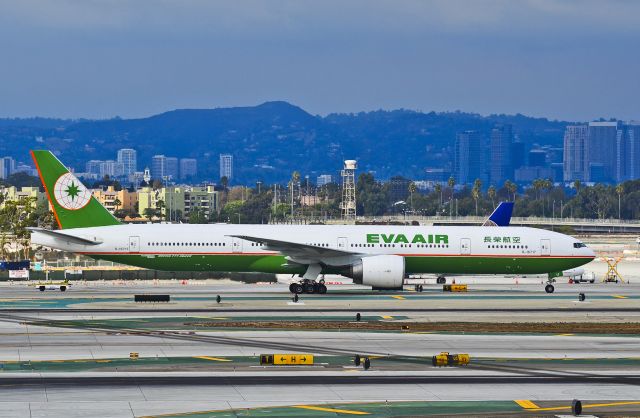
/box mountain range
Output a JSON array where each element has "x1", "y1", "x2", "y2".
[{"x1": 0, "y1": 101, "x2": 571, "y2": 184}]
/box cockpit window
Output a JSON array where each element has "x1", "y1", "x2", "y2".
[{"x1": 573, "y1": 242, "x2": 587, "y2": 248}]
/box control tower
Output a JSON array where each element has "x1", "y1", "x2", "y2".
[{"x1": 341, "y1": 160, "x2": 357, "y2": 220}]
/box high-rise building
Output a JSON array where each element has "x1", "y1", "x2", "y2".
[
  {"x1": 86, "y1": 160, "x2": 103, "y2": 175},
  {"x1": 100, "y1": 160, "x2": 125, "y2": 178},
  {"x1": 179, "y1": 158, "x2": 197, "y2": 180},
  {"x1": 316, "y1": 174, "x2": 334, "y2": 186},
  {"x1": 489, "y1": 124, "x2": 513, "y2": 185},
  {"x1": 563, "y1": 125, "x2": 588, "y2": 182},
  {"x1": 117, "y1": 148, "x2": 137, "y2": 175},
  {"x1": 151, "y1": 155, "x2": 167, "y2": 180},
  {"x1": 528, "y1": 149, "x2": 546, "y2": 167},
  {"x1": 219, "y1": 154, "x2": 233, "y2": 180},
  {"x1": 616, "y1": 121, "x2": 640, "y2": 182},
  {"x1": 585, "y1": 121, "x2": 619, "y2": 183},
  {"x1": 0, "y1": 157, "x2": 16, "y2": 179},
  {"x1": 165, "y1": 157, "x2": 179, "y2": 180},
  {"x1": 454, "y1": 130, "x2": 486, "y2": 185}
]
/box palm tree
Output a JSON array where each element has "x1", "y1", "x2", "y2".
[
  {"x1": 156, "y1": 199, "x2": 165, "y2": 220},
  {"x1": 472, "y1": 178, "x2": 482, "y2": 216},
  {"x1": 447, "y1": 176, "x2": 455, "y2": 197},
  {"x1": 504, "y1": 180, "x2": 517, "y2": 202},
  {"x1": 488, "y1": 185, "x2": 496, "y2": 208},
  {"x1": 447, "y1": 177, "x2": 455, "y2": 217},
  {"x1": 616, "y1": 183, "x2": 624, "y2": 220},
  {"x1": 434, "y1": 184, "x2": 442, "y2": 207},
  {"x1": 508, "y1": 182, "x2": 517, "y2": 202},
  {"x1": 113, "y1": 197, "x2": 122, "y2": 215},
  {"x1": 290, "y1": 171, "x2": 300, "y2": 218},
  {"x1": 573, "y1": 179, "x2": 581, "y2": 193},
  {"x1": 408, "y1": 182, "x2": 417, "y2": 211}
]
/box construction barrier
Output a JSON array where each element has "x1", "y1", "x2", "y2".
[
  {"x1": 431, "y1": 352, "x2": 470, "y2": 367},
  {"x1": 443, "y1": 284, "x2": 467, "y2": 292},
  {"x1": 260, "y1": 354, "x2": 314, "y2": 365}
]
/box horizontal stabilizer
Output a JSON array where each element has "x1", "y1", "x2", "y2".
[
  {"x1": 28, "y1": 228, "x2": 103, "y2": 246},
  {"x1": 482, "y1": 202, "x2": 514, "y2": 227}
]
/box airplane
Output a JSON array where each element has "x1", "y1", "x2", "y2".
[{"x1": 28, "y1": 150, "x2": 595, "y2": 294}]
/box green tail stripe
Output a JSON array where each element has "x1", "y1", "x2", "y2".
[{"x1": 31, "y1": 150, "x2": 120, "y2": 229}]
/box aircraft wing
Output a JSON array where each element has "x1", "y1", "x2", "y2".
[
  {"x1": 28, "y1": 227, "x2": 103, "y2": 246},
  {"x1": 227, "y1": 235, "x2": 356, "y2": 258}
]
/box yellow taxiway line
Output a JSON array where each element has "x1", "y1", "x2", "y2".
[
  {"x1": 391, "y1": 295, "x2": 405, "y2": 300},
  {"x1": 193, "y1": 356, "x2": 232, "y2": 362},
  {"x1": 517, "y1": 400, "x2": 640, "y2": 411},
  {"x1": 293, "y1": 405, "x2": 370, "y2": 415},
  {"x1": 612, "y1": 295, "x2": 628, "y2": 299},
  {"x1": 514, "y1": 400, "x2": 539, "y2": 409}
]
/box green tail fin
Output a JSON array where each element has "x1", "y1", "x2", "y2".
[{"x1": 31, "y1": 150, "x2": 120, "y2": 229}]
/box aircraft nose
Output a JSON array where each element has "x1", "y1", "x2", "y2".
[{"x1": 587, "y1": 247, "x2": 596, "y2": 259}]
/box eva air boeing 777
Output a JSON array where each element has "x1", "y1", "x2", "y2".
[{"x1": 29, "y1": 150, "x2": 595, "y2": 294}]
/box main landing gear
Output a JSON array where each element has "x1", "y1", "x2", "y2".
[{"x1": 289, "y1": 279, "x2": 327, "y2": 294}]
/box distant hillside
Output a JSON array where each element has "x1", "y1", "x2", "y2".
[{"x1": 0, "y1": 102, "x2": 572, "y2": 184}]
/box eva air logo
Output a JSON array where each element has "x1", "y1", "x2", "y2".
[{"x1": 53, "y1": 173, "x2": 91, "y2": 210}]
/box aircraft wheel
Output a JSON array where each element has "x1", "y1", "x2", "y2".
[
  {"x1": 292, "y1": 284, "x2": 304, "y2": 294},
  {"x1": 60, "y1": 286, "x2": 66, "y2": 292},
  {"x1": 39, "y1": 286, "x2": 45, "y2": 292},
  {"x1": 545, "y1": 284, "x2": 555, "y2": 294},
  {"x1": 304, "y1": 283, "x2": 315, "y2": 294},
  {"x1": 436, "y1": 277, "x2": 446, "y2": 284},
  {"x1": 318, "y1": 284, "x2": 327, "y2": 294},
  {"x1": 289, "y1": 283, "x2": 295, "y2": 293}
]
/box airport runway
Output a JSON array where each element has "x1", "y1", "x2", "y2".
[{"x1": 0, "y1": 280, "x2": 638, "y2": 417}]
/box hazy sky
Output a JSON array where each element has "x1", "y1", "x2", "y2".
[{"x1": 0, "y1": 0, "x2": 638, "y2": 121}]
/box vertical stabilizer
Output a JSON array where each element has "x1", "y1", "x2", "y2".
[
  {"x1": 30, "y1": 150, "x2": 120, "y2": 229},
  {"x1": 482, "y1": 202, "x2": 514, "y2": 227}
]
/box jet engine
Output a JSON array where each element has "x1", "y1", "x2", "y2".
[{"x1": 346, "y1": 255, "x2": 405, "y2": 290}]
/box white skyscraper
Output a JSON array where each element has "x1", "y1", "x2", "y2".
[
  {"x1": 316, "y1": 174, "x2": 334, "y2": 186},
  {"x1": 219, "y1": 154, "x2": 233, "y2": 180},
  {"x1": 180, "y1": 158, "x2": 197, "y2": 180},
  {"x1": 0, "y1": 157, "x2": 15, "y2": 179},
  {"x1": 117, "y1": 148, "x2": 137, "y2": 175}
]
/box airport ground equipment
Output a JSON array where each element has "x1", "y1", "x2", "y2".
[
  {"x1": 443, "y1": 284, "x2": 467, "y2": 292},
  {"x1": 134, "y1": 294, "x2": 170, "y2": 302},
  {"x1": 572, "y1": 399, "x2": 582, "y2": 415},
  {"x1": 432, "y1": 352, "x2": 470, "y2": 367},
  {"x1": 354, "y1": 354, "x2": 361, "y2": 366},
  {"x1": 259, "y1": 354, "x2": 314, "y2": 365},
  {"x1": 602, "y1": 255, "x2": 624, "y2": 283},
  {"x1": 363, "y1": 357, "x2": 370, "y2": 370},
  {"x1": 31, "y1": 279, "x2": 70, "y2": 292}
]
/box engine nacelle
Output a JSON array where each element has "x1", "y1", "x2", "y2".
[{"x1": 347, "y1": 255, "x2": 405, "y2": 290}]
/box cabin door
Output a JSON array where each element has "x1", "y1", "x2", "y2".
[
  {"x1": 540, "y1": 239, "x2": 551, "y2": 256},
  {"x1": 460, "y1": 238, "x2": 471, "y2": 255},
  {"x1": 232, "y1": 237, "x2": 243, "y2": 253},
  {"x1": 129, "y1": 236, "x2": 140, "y2": 253},
  {"x1": 337, "y1": 237, "x2": 348, "y2": 250}
]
